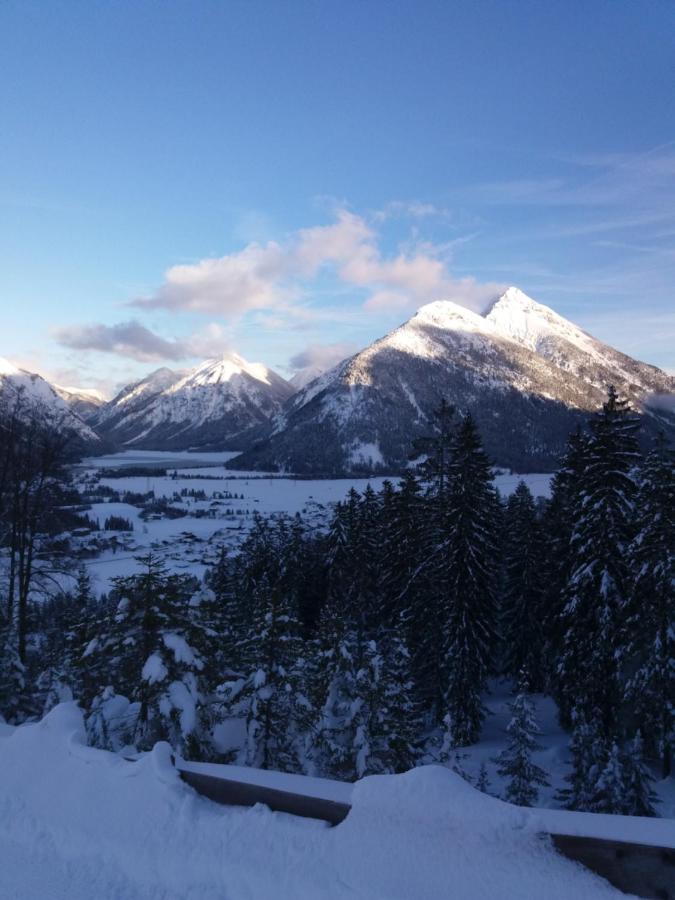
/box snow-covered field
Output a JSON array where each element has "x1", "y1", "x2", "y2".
[
  {"x1": 73, "y1": 451, "x2": 552, "y2": 594},
  {"x1": 0, "y1": 702, "x2": 650, "y2": 900}
]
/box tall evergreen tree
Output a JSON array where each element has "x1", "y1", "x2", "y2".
[
  {"x1": 0, "y1": 609, "x2": 26, "y2": 722},
  {"x1": 501, "y1": 482, "x2": 547, "y2": 690},
  {"x1": 204, "y1": 547, "x2": 245, "y2": 678},
  {"x1": 440, "y1": 414, "x2": 499, "y2": 745},
  {"x1": 221, "y1": 566, "x2": 305, "y2": 772},
  {"x1": 308, "y1": 628, "x2": 419, "y2": 779},
  {"x1": 623, "y1": 434, "x2": 675, "y2": 777},
  {"x1": 558, "y1": 711, "x2": 608, "y2": 812},
  {"x1": 541, "y1": 428, "x2": 590, "y2": 696},
  {"x1": 556, "y1": 387, "x2": 640, "y2": 738}
]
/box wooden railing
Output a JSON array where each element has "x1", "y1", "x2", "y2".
[{"x1": 177, "y1": 763, "x2": 674, "y2": 900}]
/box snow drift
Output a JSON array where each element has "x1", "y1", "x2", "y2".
[{"x1": 0, "y1": 703, "x2": 633, "y2": 899}]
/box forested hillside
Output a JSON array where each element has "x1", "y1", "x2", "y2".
[{"x1": 1, "y1": 387, "x2": 673, "y2": 817}]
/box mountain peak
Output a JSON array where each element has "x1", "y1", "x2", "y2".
[
  {"x1": 0, "y1": 356, "x2": 22, "y2": 376},
  {"x1": 492, "y1": 285, "x2": 539, "y2": 308},
  {"x1": 180, "y1": 353, "x2": 273, "y2": 388},
  {"x1": 413, "y1": 299, "x2": 494, "y2": 333},
  {"x1": 484, "y1": 286, "x2": 596, "y2": 356}
]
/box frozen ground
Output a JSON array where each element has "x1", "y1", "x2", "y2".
[{"x1": 0, "y1": 703, "x2": 641, "y2": 900}]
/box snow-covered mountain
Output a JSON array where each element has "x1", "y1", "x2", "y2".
[
  {"x1": 54, "y1": 385, "x2": 107, "y2": 421},
  {"x1": 0, "y1": 358, "x2": 102, "y2": 447},
  {"x1": 230, "y1": 288, "x2": 675, "y2": 474},
  {"x1": 289, "y1": 365, "x2": 327, "y2": 392},
  {"x1": 95, "y1": 355, "x2": 294, "y2": 450},
  {"x1": 93, "y1": 367, "x2": 183, "y2": 438}
]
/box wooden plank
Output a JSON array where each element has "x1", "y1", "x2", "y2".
[
  {"x1": 551, "y1": 834, "x2": 675, "y2": 899},
  {"x1": 178, "y1": 768, "x2": 351, "y2": 826}
]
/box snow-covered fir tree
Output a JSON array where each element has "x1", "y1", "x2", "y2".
[
  {"x1": 501, "y1": 482, "x2": 547, "y2": 690},
  {"x1": 621, "y1": 731, "x2": 658, "y2": 817},
  {"x1": 587, "y1": 735, "x2": 657, "y2": 817},
  {"x1": 476, "y1": 762, "x2": 491, "y2": 794},
  {"x1": 623, "y1": 434, "x2": 674, "y2": 777},
  {"x1": 0, "y1": 609, "x2": 26, "y2": 722},
  {"x1": 204, "y1": 547, "x2": 245, "y2": 676},
  {"x1": 558, "y1": 711, "x2": 608, "y2": 812},
  {"x1": 221, "y1": 569, "x2": 305, "y2": 772},
  {"x1": 556, "y1": 387, "x2": 640, "y2": 739},
  {"x1": 308, "y1": 626, "x2": 419, "y2": 779},
  {"x1": 494, "y1": 679, "x2": 549, "y2": 807},
  {"x1": 439, "y1": 414, "x2": 499, "y2": 746},
  {"x1": 541, "y1": 428, "x2": 590, "y2": 700},
  {"x1": 591, "y1": 741, "x2": 626, "y2": 815},
  {"x1": 385, "y1": 470, "x2": 441, "y2": 712},
  {"x1": 85, "y1": 554, "x2": 208, "y2": 758}
]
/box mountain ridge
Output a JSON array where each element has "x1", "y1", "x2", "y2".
[
  {"x1": 0, "y1": 358, "x2": 102, "y2": 448},
  {"x1": 228, "y1": 287, "x2": 675, "y2": 474},
  {"x1": 93, "y1": 353, "x2": 294, "y2": 451}
]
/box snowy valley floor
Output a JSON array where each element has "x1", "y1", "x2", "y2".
[{"x1": 1, "y1": 704, "x2": 669, "y2": 900}]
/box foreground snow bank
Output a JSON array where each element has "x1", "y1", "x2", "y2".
[{"x1": 0, "y1": 704, "x2": 626, "y2": 899}]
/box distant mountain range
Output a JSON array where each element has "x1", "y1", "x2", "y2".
[
  {"x1": 0, "y1": 357, "x2": 102, "y2": 449},
  {"x1": 92, "y1": 355, "x2": 294, "y2": 451},
  {"x1": 3, "y1": 288, "x2": 674, "y2": 472}
]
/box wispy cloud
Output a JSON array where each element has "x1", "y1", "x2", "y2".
[
  {"x1": 288, "y1": 341, "x2": 355, "y2": 373},
  {"x1": 372, "y1": 200, "x2": 456, "y2": 223},
  {"x1": 129, "y1": 208, "x2": 503, "y2": 322},
  {"x1": 54, "y1": 320, "x2": 234, "y2": 363}
]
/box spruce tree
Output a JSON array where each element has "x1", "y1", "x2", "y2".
[
  {"x1": 222, "y1": 570, "x2": 305, "y2": 772},
  {"x1": 476, "y1": 762, "x2": 491, "y2": 794},
  {"x1": 385, "y1": 470, "x2": 440, "y2": 710},
  {"x1": 440, "y1": 414, "x2": 499, "y2": 745},
  {"x1": 305, "y1": 596, "x2": 358, "y2": 778},
  {"x1": 0, "y1": 610, "x2": 26, "y2": 722},
  {"x1": 623, "y1": 434, "x2": 674, "y2": 777},
  {"x1": 309, "y1": 629, "x2": 419, "y2": 779},
  {"x1": 541, "y1": 428, "x2": 590, "y2": 698},
  {"x1": 556, "y1": 387, "x2": 640, "y2": 739},
  {"x1": 592, "y1": 741, "x2": 626, "y2": 814},
  {"x1": 494, "y1": 681, "x2": 549, "y2": 806},
  {"x1": 621, "y1": 731, "x2": 658, "y2": 817},
  {"x1": 378, "y1": 630, "x2": 420, "y2": 773},
  {"x1": 501, "y1": 482, "x2": 547, "y2": 690},
  {"x1": 559, "y1": 711, "x2": 609, "y2": 812},
  {"x1": 85, "y1": 554, "x2": 207, "y2": 757}
]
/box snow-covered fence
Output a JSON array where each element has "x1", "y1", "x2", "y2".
[
  {"x1": 177, "y1": 760, "x2": 675, "y2": 899},
  {"x1": 550, "y1": 834, "x2": 674, "y2": 900},
  {"x1": 178, "y1": 765, "x2": 350, "y2": 826}
]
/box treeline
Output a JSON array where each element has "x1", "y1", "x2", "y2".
[
  {"x1": 0, "y1": 391, "x2": 80, "y2": 695},
  {"x1": 0, "y1": 388, "x2": 672, "y2": 816}
]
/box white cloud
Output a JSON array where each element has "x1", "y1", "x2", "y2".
[
  {"x1": 129, "y1": 208, "x2": 500, "y2": 322},
  {"x1": 288, "y1": 341, "x2": 355, "y2": 372},
  {"x1": 55, "y1": 320, "x2": 234, "y2": 363},
  {"x1": 372, "y1": 200, "x2": 454, "y2": 222},
  {"x1": 55, "y1": 320, "x2": 189, "y2": 362},
  {"x1": 294, "y1": 210, "x2": 375, "y2": 276},
  {"x1": 133, "y1": 241, "x2": 291, "y2": 316}
]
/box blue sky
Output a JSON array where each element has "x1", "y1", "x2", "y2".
[{"x1": 1, "y1": 0, "x2": 674, "y2": 394}]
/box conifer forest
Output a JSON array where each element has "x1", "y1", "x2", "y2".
[{"x1": 1, "y1": 388, "x2": 673, "y2": 818}]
